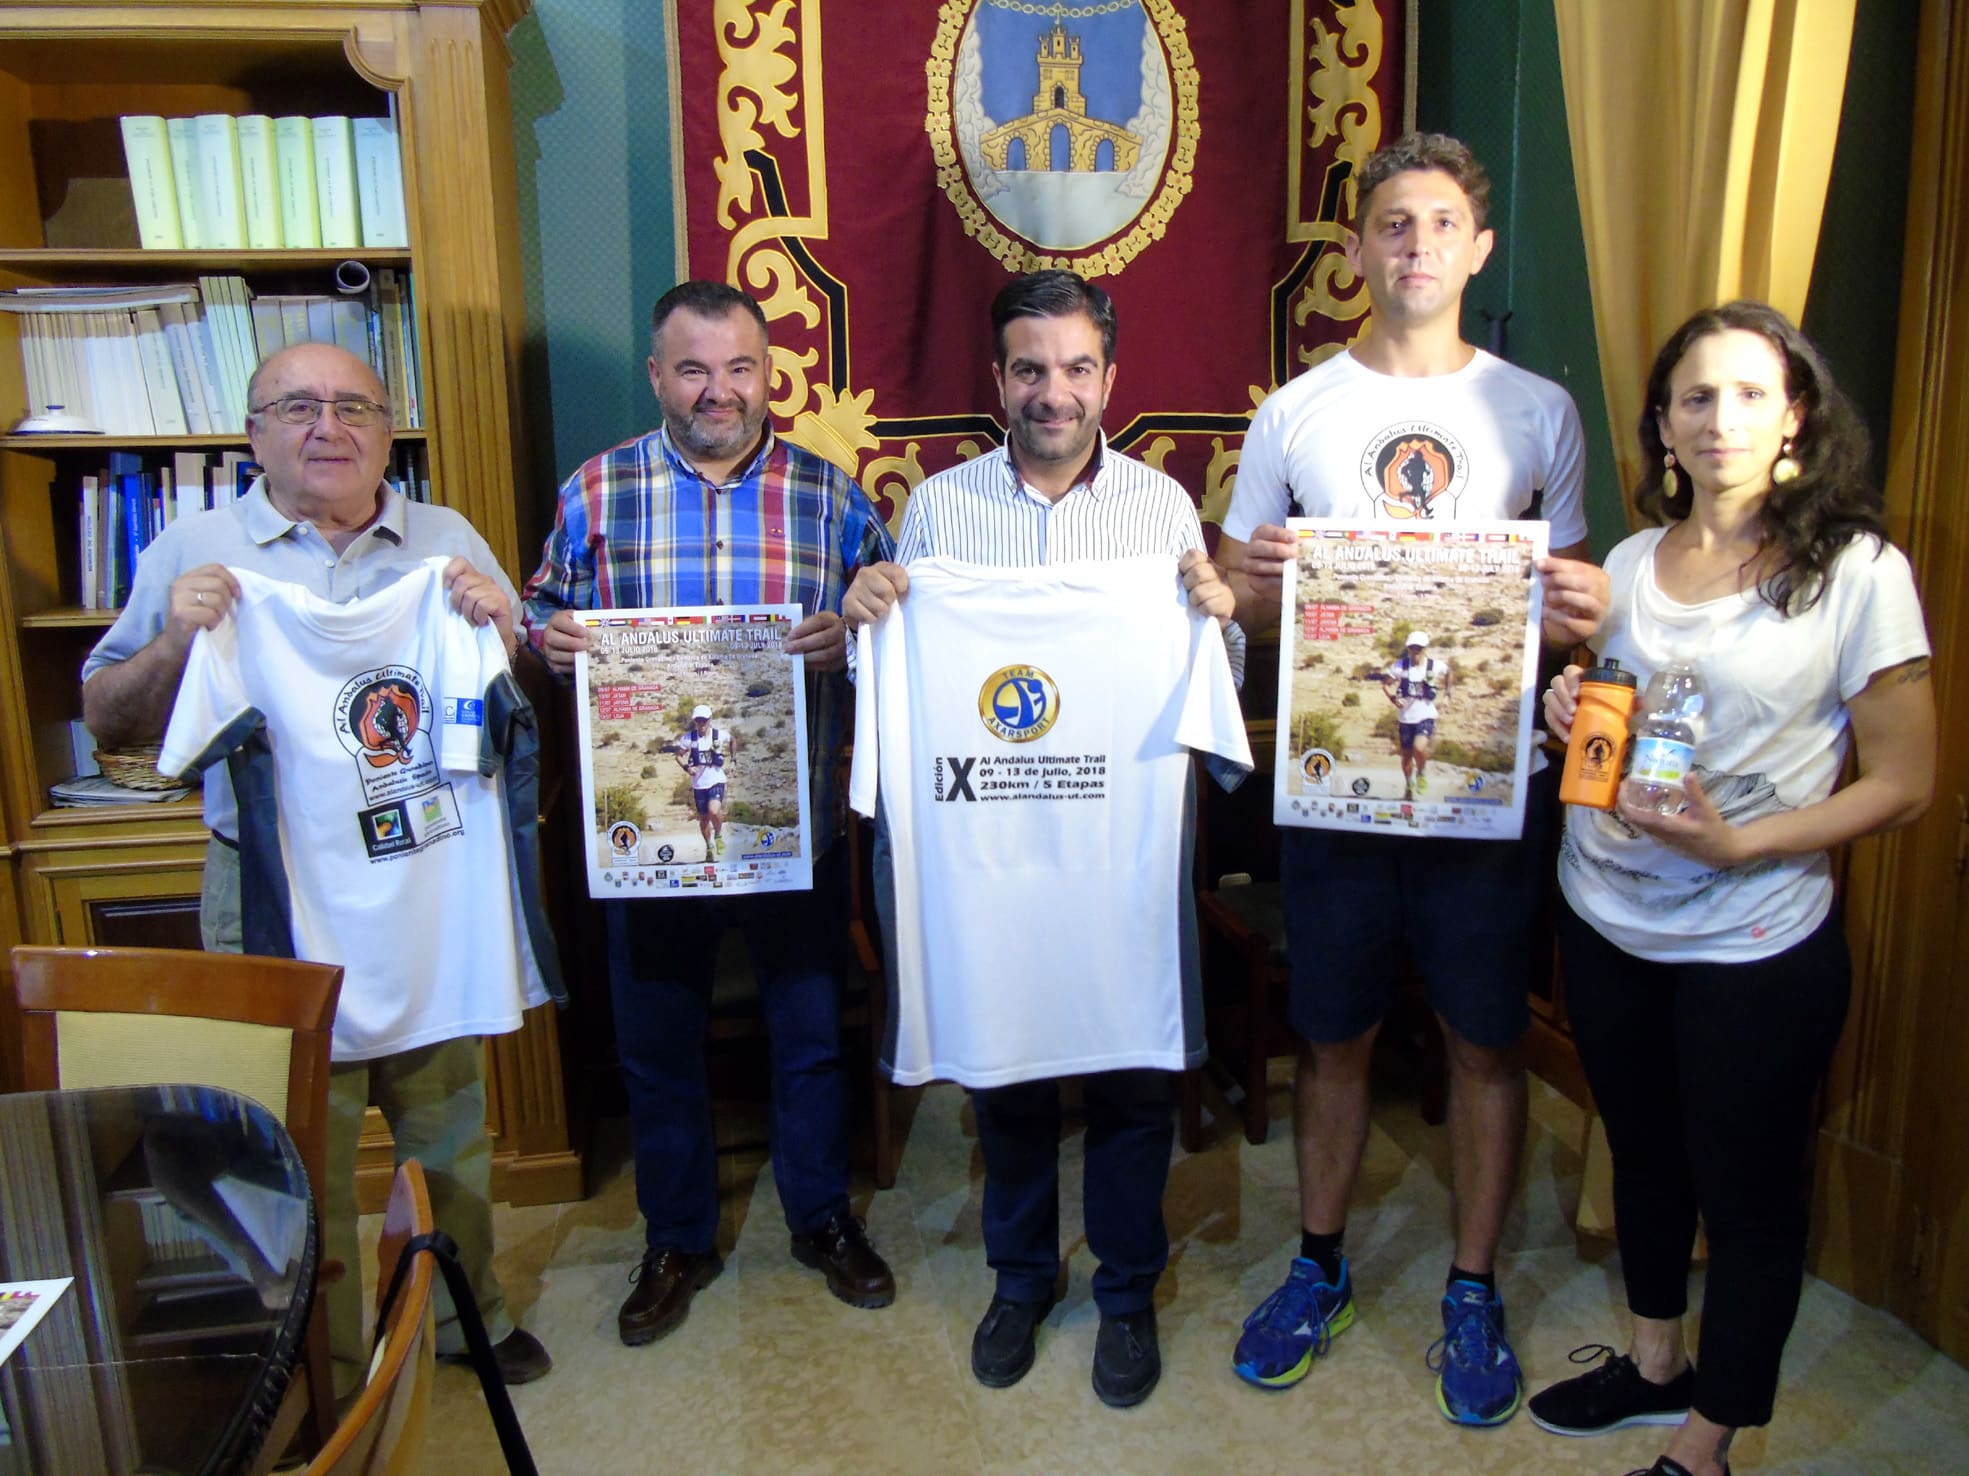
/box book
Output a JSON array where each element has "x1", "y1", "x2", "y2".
[
  {"x1": 174, "y1": 451, "x2": 210, "y2": 517},
  {"x1": 157, "y1": 302, "x2": 214, "y2": 435},
  {"x1": 310, "y1": 116, "x2": 360, "y2": 250},
  {"x1": 249, "y1": 296, "x2": 286, "y2": 360},
  {"x1": 184, "y1": 298, "x2": 235, "y2": 435},
  {"x1": 277, "y1": 295, "x2": 310, "y2": 348},
  {"x1": 192, "y1": 114, "x2": 247, "y2": 251},
  {"x1": 353, "y1": 114, "x2": 409, "y2": 248},
  {"x1": 374, "y1": 269, "x2": 408, "y2": 423},
  {"x1": 119, "y1": 116, "x2": 184, "y2": 250},
  {"x1": 306, "y1": 296, "x2": 336, "y2": 347},
  {"x1": 274, "y1": 116, "x2": 321, "y2": 249},
  {"x1": 235, "y1": 115, "x2": 283, "y2": 250},
  {"x1": 132, "y1": 308, "x2": 188, "y2": 436},
  {"x1": 166, "y1": 118, "x2": 202, "y2": 251},
  {"x1": 330, "y1": 298, "x2": 369, "y2": 362},
  {"x1": 196, "y1": 275, "x2": 254, "y2": 431},
  {"x1": 400, "y1": 271, "x2": 422, "y2": 427},
  {"x1": 79, "y1": 475, "x2": 102, "y2": 609},
  {"x1": 49, "y1": 775, "x2": 191, "y2": 806}
]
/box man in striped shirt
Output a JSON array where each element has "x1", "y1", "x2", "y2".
[
  {"x1": 523, "y1": 281, "x2": 897, "y2": 1345},
  {"x1": 843, "y1": 270, "x2": 1237, "y2": 1408}
]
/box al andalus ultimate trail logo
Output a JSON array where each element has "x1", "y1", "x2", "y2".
[
  {"x1": 1359, "y1": 420, "x2": 1470, "y2": 520},
  {"x1": 333, "y1": 665, "x2": 465, "y2": 860},
  {"x1": 927, "y1": 0, "x2": 1199, "y2": 276}
]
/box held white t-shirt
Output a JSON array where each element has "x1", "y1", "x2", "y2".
[
  {"x1": 160, "y1": 557, "x2": 548, "y2": 1060},
  {"x1": 1559, "y1": 530, "x2": 1930, "y2": 963},
  {"x1": 849, "y1": 555, "x2": 1252, "y2": 1088},
  {"x1": 1223, "y1": 348, "x2": 1589, "y2": 548}
]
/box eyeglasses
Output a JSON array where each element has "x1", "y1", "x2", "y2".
[{"x1": 250, "y1": 395, "x2": 392, "y2": 428}]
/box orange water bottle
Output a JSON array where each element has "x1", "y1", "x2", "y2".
[{"x1": 1558, "y1": 659, "x2": 1638, "y2": 810}]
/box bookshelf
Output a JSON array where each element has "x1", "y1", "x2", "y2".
[{"x1": 0, "y1": 2, "x2": 580, "y2": 1210}]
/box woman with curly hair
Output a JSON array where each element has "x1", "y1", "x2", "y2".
[{"x1": 1531, "y1": 301, "x2": 1935, "y2": 1476}]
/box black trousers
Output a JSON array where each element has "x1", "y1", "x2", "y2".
[
  {"x1": 1559, "y1": 901, "x2": 1850, "y2": 1429},
  {"x1": 972, "y1": 1069, "x2": 1175, "y2": 1316}
]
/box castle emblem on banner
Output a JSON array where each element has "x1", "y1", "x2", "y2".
[{"x1": 928, "y1": 0, "x2": 1200, "y2": 276}]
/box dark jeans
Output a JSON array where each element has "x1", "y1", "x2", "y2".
[
  {"x1": 1559, "y1": 901, "x2": 1851, "y2": 1429},
  {"x1": 606, "y1": 848, "x2": 852, "y2": 1254},
  {"x1": 973, "y1": 1069, "x2": 1175, "y2": 1315}
]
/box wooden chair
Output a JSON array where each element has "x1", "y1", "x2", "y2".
[
  {"x1": 303, "y1": 1160, "x2": 435, "y2": 1476},
  {"x1": 3, "y1": 944, "x2": 346, "y2": 1453},
  {"x1": 1186, "y1": 760, "x2": 1448, "y2": 1149}
]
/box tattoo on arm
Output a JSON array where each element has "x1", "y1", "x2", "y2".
[{"x1": 1894, "y1": 658, "x2": 1932, "y2": 686}]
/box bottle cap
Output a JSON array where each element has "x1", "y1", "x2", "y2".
[{"x1": 1582, "y1": 658, "x2": 1637, "y2": 688}]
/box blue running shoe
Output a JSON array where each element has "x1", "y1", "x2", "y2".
[
  {"x1": 1428, "y1": 1279, "x2": 1522, "y2": 1425},
  {"x1": 1232, "y1": 1256, "x2": 1354, "y2": 1389}
]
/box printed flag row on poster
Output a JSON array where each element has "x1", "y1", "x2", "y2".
[{"x1": 1274, "y1": 519, "x2": 1548, "y2": 841}]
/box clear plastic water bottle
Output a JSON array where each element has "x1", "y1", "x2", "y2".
[{"x1": 1619, "y1": 661, "x2": 1706, "y2": 815}]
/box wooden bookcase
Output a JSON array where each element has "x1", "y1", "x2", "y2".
[{"x1": 0, "y1": 1, "x2": 582, "y2": 1209}]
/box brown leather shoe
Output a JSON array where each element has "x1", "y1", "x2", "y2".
[
  {"x1": 489, "y1": 1327, "x2": 553, "y2": 1384},
  {"x1": 617, "y1": 1246, "x2": 723, "y2": 1347},
  {"x1": 790, "y1": 1211, "x2": 895, "y2": 1309}
]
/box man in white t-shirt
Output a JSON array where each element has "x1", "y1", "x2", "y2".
[
  {"x1": 1216, "y1": 134, "x2": 1608, "y2": 1426},
  {"x1": 844, "y1": 271, "x2": 1237, "y2": 1410},
  {"x1": 80, "y1": 342, "x2": 551, "y2": 1394},
  {"x1": 669, "y1": 704, "x2": 736, "y2": 860},
  {"x1": 1382, "y1": 630, "x2": 1451, "y2": 799}
]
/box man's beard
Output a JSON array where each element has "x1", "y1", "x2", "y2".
[{"x1": 667, "y1": 399, "x2": 762, "y2": 461}]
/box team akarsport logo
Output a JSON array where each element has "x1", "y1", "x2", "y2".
[
  {"x1": 1360, "y1": 421, "x2": 1469, "y2": 519},
  {"x1": 979, "y1": 665, "x2": 1061, "y2": 742}
]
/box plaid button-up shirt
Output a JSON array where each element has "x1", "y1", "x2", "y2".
[{"x1": 523, "y1": 426, "x2": 894, "y2": 850}]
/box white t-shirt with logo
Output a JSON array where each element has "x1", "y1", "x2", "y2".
[
  {"x1": 1560, "y1": 529, "x2": 1929, "y2": 964},
  {"x1": 1386, "y1": 653, "x2": 1449, "y2": 723},
  {"x1": 1223, "y1": 348, "x2": 1588, "y2": 546},
  {"x1": 160, "y1": 556, "x2": 548, "y2": 1060},
  {"x1": 848, "y1": 555, "x2": 1252, "y2": 1088}
]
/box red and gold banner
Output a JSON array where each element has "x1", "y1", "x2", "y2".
[{"x1": 669, "y1": 0, "x2": 1406, "y2": 535}]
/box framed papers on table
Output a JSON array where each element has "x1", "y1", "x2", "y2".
[
  {"x1": 574, "y1": 605, "x2": 813, "y2": 898},
  {"x1": 1273, "y1": 519, "x2": 1547, "y2": 840}
]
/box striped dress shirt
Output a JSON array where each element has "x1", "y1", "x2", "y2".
[
  {"x1": 895, "y1": 437, "x2": 1246, "y2": 683},
  {"x1": 523, "y1": 426, "x2": 894, "y2": 847}
]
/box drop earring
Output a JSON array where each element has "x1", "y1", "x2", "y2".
[
  {"x1": 1660, "y1": 450, "x2": 1679, "y2": 501},
  {"x1": 1771, "y1": 438, "x2": 1800, "y2": 485}
]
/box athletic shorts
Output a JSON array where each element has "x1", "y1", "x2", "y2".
[
  {"x1": 1280, "y1": 768, "x2": 1556, "y2": 1049},
  {"x1": 1398, "y1": 718, "x2": 1437, "y2": 746},
  {"x1": 692, "y1": 783, "x2": 726, "y2": 815}
]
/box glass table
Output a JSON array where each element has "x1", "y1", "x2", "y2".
[{"x1": 0, "y1": 1084, "x2": 316, "y2": 1475}]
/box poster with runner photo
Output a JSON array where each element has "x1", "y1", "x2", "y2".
[
  {"x1": 575, "y1": 604, "x2": 812, "y2": 898},
  {"x1": 1274, "y1": 519, "x2": 1547, "y2": 840}
]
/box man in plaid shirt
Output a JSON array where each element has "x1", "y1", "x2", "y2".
[{"x1": 524, "y1": 281, "x2": 896, "y2": 1345}]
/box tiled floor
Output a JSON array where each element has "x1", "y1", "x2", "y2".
[{"x1": 375, "y1": 1073, "x2": 1969, "y2": 1474}]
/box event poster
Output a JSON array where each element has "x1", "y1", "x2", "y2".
[
  {"x1": 575, "y1": 605, "x2": 812, "y2": 899},
  {"x1": 1274, "y1": 520, "x2": 1547, "y2": 840},
  {"x1": 0, "y1": 1280, "x2": 70, "y2": 1368}
]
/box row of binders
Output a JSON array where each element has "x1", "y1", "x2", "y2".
[
  {"x1": 4, "y1": 271, "x2": 420, "y2": 435},
  {"x1": 77, "y1": 443, "x2": 431, "y2": 610},
  {"x1": 119, "y1": 112, "x2": 408, "y2": 252}
]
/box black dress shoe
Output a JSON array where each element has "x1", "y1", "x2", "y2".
[
  {"x1": 790, "y1": 1211, "x2": 896, "y2": 1309},
  {"x1": 971, "y1": 1293, "x2": 1056, "y2": 1388},
  {"x1": 617, "y1": 1246, "x2": 723, "y2": 1347},
  {"x1": 1092, "y1": 1307, "x2": 1161, "y2": 1408},
  {"x1": 489, "y1": 1327, "x2": 552, "y2": 1384}
]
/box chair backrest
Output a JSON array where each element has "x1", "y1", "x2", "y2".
[
  {"x1": 3, "y1": 945, "x2": 343, "y2": 1197},
  {"x1": 305, "y1": 1160, "x2": 435, "y2": 1476}
]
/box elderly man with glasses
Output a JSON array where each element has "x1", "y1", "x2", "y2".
[{"x1": 81, "y1": 340, "x2": 553, "y2": 1397}]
